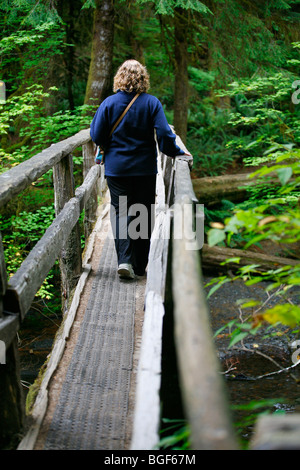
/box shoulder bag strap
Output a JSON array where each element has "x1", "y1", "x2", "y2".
[{"x1": 109, "y1": 93, "x2": 140, "y2": 137}]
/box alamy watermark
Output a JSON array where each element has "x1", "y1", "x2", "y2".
[
  {"x1": 0, "y1": 340, "x2": 6, "y2": 364},
  {"x1": 0, "y1": 80, "x2": 6, "y2": 103},
  {"x1": 292, "y1": 80, "x2": 300, "y2": 105},
  {"x1": 107, "y1": 198, "x2": 204, "y2": 251},
  {"x1": 290, "y1": 340, "x2": 300, "y2": 365}
]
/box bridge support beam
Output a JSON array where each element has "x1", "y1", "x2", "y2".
[
  {"x1": 0, "y1": 338, "x2": 25, "y2": 449},
  {"x1": 0, "y1": 235, "x2": 25, "y2": 449}
]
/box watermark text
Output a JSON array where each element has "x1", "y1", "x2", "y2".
[
  {"x1": 107, "y1": 198, "x2": 204, "y2": 250},
  {"x1": 0, "y1": 340, "x2": 6, "y2": 364},
  {"x1": 0, "y1": 80, "x2": 6, "y2": 103},
  {"x1": 292, "y1": 80, "x2": 300, "y2": 105}
]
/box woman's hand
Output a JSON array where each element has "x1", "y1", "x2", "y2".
[{"x1": 176, "y1": 153, "x2": 193, "y2": 169}]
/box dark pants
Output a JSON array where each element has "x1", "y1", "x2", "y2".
[{"x1": 106, "y1": 175, "x2": 156, "y2": 275}]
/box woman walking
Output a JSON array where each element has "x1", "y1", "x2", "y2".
[{"x1": 90, "y1": 59, "x2": 191, "y2": 279}]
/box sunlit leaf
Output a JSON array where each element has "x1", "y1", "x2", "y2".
[
  {"x1": 263, "y1": 304, "x2": 300, "y2": 327},
  {"x1": 229, "y1": 331, "x2": 249, "y2": 348},
  {"x1": 276, "y1": 167, "x2": 293, "y2": 185},
  {"x1": 207, "y1": 228, "x2": 226, "y2": 246}
]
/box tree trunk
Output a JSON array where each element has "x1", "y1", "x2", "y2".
[
  {"x1": 173, "y1": 8, "x2": 189, "y2": 143},
  {"x1": 65, "y1": 0, "x2": 76, "y2": 110},
  {"x1": 120, "y1": 4, "x2": 145, "y2": 63},
  {"x1": 192, "y1": 173, "x2": 281, "y2": 206},
  {"x1": 84, "y1": 0, "x2": 114, "y2": 107},
  {"x1": 201, "y1": 244, "x2": 300, "y2": 274}
]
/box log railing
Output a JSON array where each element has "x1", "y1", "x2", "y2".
[
  {"x1": 1, "y1": 126, "x2": 238, "y2": 450},
  {"x1": 0, "y1": 129, "x2": 101, "y2": 447},
  {"x1": 171, "y1": 157, "x2": 237, "y2": 450},
  {"x1": 131, "y1": 135, "x2": 238, "y2": 450}
]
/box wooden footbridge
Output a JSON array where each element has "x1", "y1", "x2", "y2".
[{"x1": 0, "y1": 127, "x2": 250, "y2": 451}]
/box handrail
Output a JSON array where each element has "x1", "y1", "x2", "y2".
[
  {"x1": 172, "y1": 158, "x2": 238, "y2": 450},
  {"x1": 1, "y1": 125, "x2": 238, "y2": 450},
  {"x1": 0, "y1": 129, "x2": 91, "y2": 208},
  {"x1": 130, "y1": 150, "x2": 172, "y2": 449},
  {"x1": 0, "y1": 129, "x2": 97, "y2": 334},
  {"x1": 0, "y1": 128, "x2": 99, "y2": 446},
  {"x1": 4, "y1": 164, "x2": 100, "y2": 321},
  {"x1": 131, "y1": 134, "x2": 238, "y2": 450}
]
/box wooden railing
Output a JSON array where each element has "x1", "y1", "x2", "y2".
[
  {"x1": 0, "y1": 129, "x2": 102, "y2": 447},
  {"x1": 171, "y1": 161, "x2": 237, "y2": 450},
  {"x1": 0, "y1": 127, "x2": 238, "y2": 450},
  {"x1": 130, "y1": 135, "x2": 238, "y2": 450}
]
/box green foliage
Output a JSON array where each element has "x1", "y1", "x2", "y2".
[
  {"x1": 12, "y1": 206, "x2": 55, "y2": 242},
  {"x1": 0, "y1": 205, "x2": 56, "y2": 300},
  {"x1": 158, "y1": 419, "x2": 190, "y2": 450},
  {"x1": 232, "y1": 399, "x2": 286, "y2": 448},
  {"x1": 216, "y1": 56, "x2": 300, "y2": 166},
  {"x1": 0, "y1": 21, "x2": 65, "y2": 92},
  {"x1": 0, "y1": 84, "x2": 56, "y2": 137},
  {"x1": 0, "y1": 0, "x2": 299, "y2": 448},
  {"x1": 0, "y1": 84, "x2": 97, "y2": 173},
  {"x1": 188, "y1": 66, "x2": 215, "y2": 93},
  {"x1": 208, "y1": 150, "x2": 300, "y2": 248},
  {"x1": 206, "y1": 40, "x2": 300, "y2": 277},
  {"x1": 209, "y1": 261, "x2": 300, "y2": 358},
  {"x1": 212, "y1": 287, "x2": 300, "y2": 351},
  {"x1": 0, "y1": 3, "x2": 95, "y2": 313},
  {"x1": 181, "y1": 2, "x2": 300, "y2": 175},
  {"x1": 81, "y1": 0, "x2": 97, "y2": 9},
  {"x1": 263, "y1": 304, "x2": 300, "y2": 328},
  {"x1": 187, "y1": 97, "x2": 236, "y2": 176},
  {"x1": 206, "y1": 124, "x2": 300, "y2": 348},
  {"x1": 0, "y1": 0, "x2": 62, "y2": 27},
  {"x1": 21, "y1": 102, "x2": 97, "y2": 154},
  {"x1": 134, "y1": 0, "x2": 210, "y2": 16}
]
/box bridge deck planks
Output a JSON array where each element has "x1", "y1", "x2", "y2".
[{"x1": 40, "y1": 235, "x2": 137, "y2": 450}]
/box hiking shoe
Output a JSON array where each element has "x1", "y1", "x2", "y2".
[{"x1": 117, "y1": 263, "x2": 135, "y2": 279}]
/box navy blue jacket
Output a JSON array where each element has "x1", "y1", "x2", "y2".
[{"x1": 90, "y1": 90, "x2": 185, "y2": 177}]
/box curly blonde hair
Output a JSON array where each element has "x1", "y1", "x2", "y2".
[{"x1": 113, "y1": 60, "x2": 150, "y2": 93}]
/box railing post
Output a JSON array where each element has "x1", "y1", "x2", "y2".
[
  {"x1": 82, "y1": 141, "x2": 98, "y2": 240},
  {"x1": 53, "y1": 154, "x2": 82, "y2": 313},
  {"x1": 0, "y1": 234, "x2": 25, "y2": 448}
]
